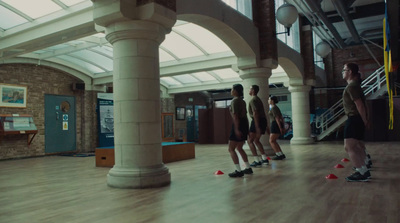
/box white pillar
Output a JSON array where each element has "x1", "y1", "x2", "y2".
[
  {"x1": 104, "y1": 20, "x2": 171, "y2": 188},
  {"x1": 240, "y1": 68, "x2": 273, "y2": 154},
  {"x1": 288, "y1": 85, "x2": 314, "y2": 145}
]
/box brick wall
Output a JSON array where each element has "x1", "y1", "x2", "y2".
[
  {"x1": 0, "y1": 64, "x2": 92, "y2": 160},
  {"x1": 82, "y1": 90, "x2": 100, "y2": 152},
  {"x1": 252, "y1": 0, "x2": 278, "y2": 61},
  {"x1": 317, "y1": 43, "x2": 384, "y2": 108}
]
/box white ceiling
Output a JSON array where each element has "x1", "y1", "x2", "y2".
[
  {"x1": 0, "y1": 0, "x2": 386, "y2": 93},
  {"x1": 0, "y1": 0, "x2": 290, "y2": 94}
]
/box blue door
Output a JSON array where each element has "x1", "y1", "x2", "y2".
[
  {"x1": 186, "y1": 105, "x2": 194, "y2": 142},
  {"x1": 45, "y1": 95, "x2": 76, "y2": 153}
]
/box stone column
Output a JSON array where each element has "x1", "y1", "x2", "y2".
[
  {"x1": 288, "y1": 84, "x2": 314, "y2": 145},
  {"x1": 105, "y1": 20, "x2": 171, "y2": 188},
  {"x1": 92, "y1": 1, "x2": 176, "y2": 188},
  {"x1": 240, "y1": 67, "x2": 273, "y2": 154}
]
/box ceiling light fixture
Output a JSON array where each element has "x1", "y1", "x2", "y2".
[{"x1": 276, "y1": 3, "x2": 298, "y2": 36}]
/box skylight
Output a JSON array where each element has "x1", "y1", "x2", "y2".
[
  {"x1": 162, "y1": 31, "x2": 204, "y2": 59},
  {"x1": 213, "y1": 68, "x2": 240, "y2": 80},
  {"x1": 192, "y1": 72, "x2": 217, "y2": 82},
  {"x1": 0, "y1": 5, "x2": 27, "y2": 30},
  {"x1": 174, "y1": 74, "x2": 199, "y2": 84},
  {"x1": 161, "y1": 77, "x2": 182, "y2": 86},
  {"x1": 3, "y1": 0, "x2": 62, "y2": 19},
  {"x1": 173, "y1": 23, "x2": 230, "y2": 54}
]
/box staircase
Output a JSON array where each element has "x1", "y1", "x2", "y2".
[{"x1": 316, "y1": 66, "x2": 386, "y2": 141}]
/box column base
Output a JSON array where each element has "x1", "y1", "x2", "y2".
[
  {"x1": 107, "y1": 164, "x2": 171, "y2": 189},
  {"x1": 290, "y1": 137, "x2": 315, "y2": 145}
]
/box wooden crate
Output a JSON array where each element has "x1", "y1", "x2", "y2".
[
  {"x1": 162, "y1": 142, "x2": 195, "y2": 163},
  {"x1": 95, "y1": 148, "x2": 115, "y2": 167},
  {"x1": 95, "y1": 143, "x2": 195, "y2": 167}
]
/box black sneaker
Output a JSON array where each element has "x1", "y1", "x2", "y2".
[
  {"x1": 282, "y1": 154, "x2": 286, "y2": 159},
  {"x1": 229, "y1": 170, "x2": 244, "y2": 178},
  {"x1": 250, "y1": 161, "x2": 262, "y2": 168},
  {"x1": 345, "y1": 171, "x2": 369, "y2": 182},
  {"x1": 352, "y1": 165, "x2": 371, "y2": 171},
  {"x1": 271, "y1": 155, "x2": 284, "y2": 160},
  {"x1": 367, "y1": 154, "x2": 372, "y2": 165},
  {"x1": 262, "y1": 159, "x2": 269, "y2": 165},
  {"x1": 242, "y1": 168, "x2": 253, "y2": 174},
  {"x1": 363, "y1": 170, "x2": 371, "y2": 179}
]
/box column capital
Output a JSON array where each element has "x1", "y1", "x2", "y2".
[
  {"x1": 105, "y1": 20, "x2": 168, "y2": 44},
  {"x1": 239, "y1": 67, "x2": 272, "y2": 79},
  {"x1": 92, "y1": 0, "x2": 176, "y2": 31}
]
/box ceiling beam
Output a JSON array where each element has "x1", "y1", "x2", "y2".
[
  {"x1": 0, "y1": 7, "x2": 96, "y2": 60},
  {"x1": 325, "y1": 2, "x2": 385, "y2": 23},
  {"x1": 160, "y1": 53, "x2": 236, "y2": 76}
]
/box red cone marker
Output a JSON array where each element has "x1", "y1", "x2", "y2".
[
  {"x1": 325, "y1": 174, "x2": 338, "y2": 179},
  {"x1": 334, "y1": 164, "x2": 344, "y2": 168},
  {"x1": 214, "y1": 170, "x2": 224, "y2": 175}
]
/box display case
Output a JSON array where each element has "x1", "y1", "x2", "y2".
[{"x1": 0, "y1": 114, "x2": 38, "y2": 145}]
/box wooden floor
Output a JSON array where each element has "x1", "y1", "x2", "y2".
[{"x1": 0, "y1": 140, "x2": 399, "y2": 223}]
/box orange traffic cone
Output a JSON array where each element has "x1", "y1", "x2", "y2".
[
  {"x1": 334, "y1": 164, "x2": 344, "y2": 168},
  {"x1": 214, "y1": 170, "x2": 224, "y2": 175},
  {"x1": 325, "y1": 174, "x2": 338, "y2": 179}
]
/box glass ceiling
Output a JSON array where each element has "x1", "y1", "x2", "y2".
[{"x1": 0, "y1": 0, "x2": 288, "y2": 93}]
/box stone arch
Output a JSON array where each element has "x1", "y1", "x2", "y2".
[
  {"x1": 277, "y1": 40, "x2": 304, "y2": 81},
  {"x1": 1, "y1": 57, "x2": 93, "y2": 89},
  {"x1": 177, "y1": 0, "x2": 260, "y2": 69}
]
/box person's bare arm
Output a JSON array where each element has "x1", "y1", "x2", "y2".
[
  {"x1": 253, "y1": 109, "x2": 261, "y2": 135},
  {"x1": 354, "y1": 99, "x2": 369, "y2": 128},
  {"x1": 232, "y1": 113, "x2": 241, "y2": 137},
  {"x1": 275, "y1": 116, "x2": 284, "y2": 135}
]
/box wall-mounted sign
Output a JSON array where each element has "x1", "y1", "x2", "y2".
[
  {"x1": 63, "y1": 121, "x2": 68, "y2": 130},
  {"x1": 62, "y1": 114, "x2": 68, "y2": 121}
]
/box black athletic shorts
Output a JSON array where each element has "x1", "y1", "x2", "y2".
[
  {"x1": 344, "y1": 115, "x2": 365, "y2": 140},
  {"x1": 229, "y1": 117, "x2": 249, "y2": 142},
  {"x1": 270, "y1": 120, "x2": 282, "y2": 135},
  {"x1": 249, "y1": 117, "x2": 267, "y2": 134}
]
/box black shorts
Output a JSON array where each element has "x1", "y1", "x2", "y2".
[
  {"x1": 270, "y1": 121, "x2": 282, "y2": 135},
  {"x1": 229, "y1": 117, "x2": 249, "y2": 142},
  {"x1": 344, "y1": 115, "x2": 365, "y2": 140},
  {"x1": 249, "y1": 117, "x2": 267, "y2": 134}
]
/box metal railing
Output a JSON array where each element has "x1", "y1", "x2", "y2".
[{"x1": 315, "y1": 66, "x2": 386, "y2": 133}]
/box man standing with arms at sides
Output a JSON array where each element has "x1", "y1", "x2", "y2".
[
  {"x1": 248, "y1": 85, "x2": 270, "y2": 167},
  {"x1": 342, "y1": 62, "x2": 371, "y2": 182}
]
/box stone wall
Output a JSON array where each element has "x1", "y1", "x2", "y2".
[{"x1": 0, "y1": 64, "x2": 92, "y2": 160}]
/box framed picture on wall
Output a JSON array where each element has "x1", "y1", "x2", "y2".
[
  {"x1": 176, "y1": 107, "x2": 186, "y2": 120},
  {"x1": 0, "y1": 84, "x2": 27, "y2": 108}
]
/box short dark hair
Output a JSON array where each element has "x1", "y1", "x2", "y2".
[
  {"x1": 269, "y1": 95, "x2": 278, "y2": 104},
  {"x1": 232, "y1": 84, "x2": 244, "y2": 97},
  {"x1": 345, "y1": 63, "x2": 359, "y2": 75},
  {"x1": 251, "y1": 85, "x2": 259, "y2": 94}
]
